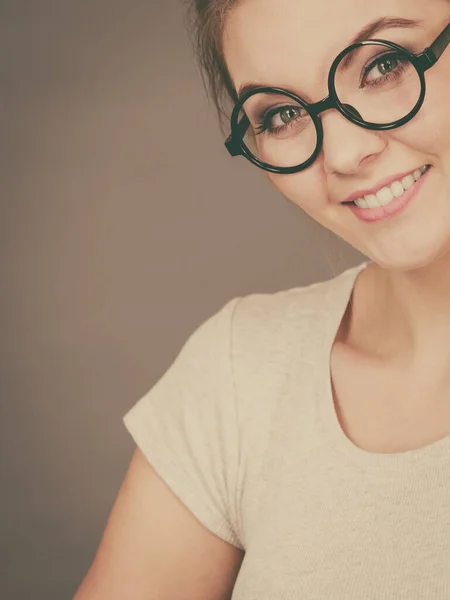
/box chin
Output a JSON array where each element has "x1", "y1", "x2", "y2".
[{"x1": 366, "y1": 244, "x2": 450, "y2": 273}]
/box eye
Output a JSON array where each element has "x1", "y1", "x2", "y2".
[
  {"x1": 365, "y1": 54, "x2": 400, "y2": 82},
  {"x1": 272, "y1": 106, "x2": 302, "y2": 127}
]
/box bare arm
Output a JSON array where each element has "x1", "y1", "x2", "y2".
[{"x1": 74, "y1": 448, "x2": 244, "y2": 600}]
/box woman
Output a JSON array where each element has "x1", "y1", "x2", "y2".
[{"x1": 74, "y1": 0, "x2": 450, "y2": 598}]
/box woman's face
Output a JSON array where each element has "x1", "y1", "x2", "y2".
[{"x1": 223, "y1": 0, "x2": 450, "y2": 270}]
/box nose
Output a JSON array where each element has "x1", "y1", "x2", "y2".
[{"x1": 320, "y1": 107, "x2": 387, "y2": 176}]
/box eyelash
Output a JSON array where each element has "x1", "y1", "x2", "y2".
[
  {"x1": 253, "y1": 106, "x2": 301, "y2": 136},
  {"x1": 360, "y1": 52, "x2": 409, "y2": 88}
]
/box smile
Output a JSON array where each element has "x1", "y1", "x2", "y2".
[
  {"x1": 347, "y1": 165, "x2": 430, "y2": 209},
  {"x1": 343, "y1": 164, "x2": 432, "y2": 224}
]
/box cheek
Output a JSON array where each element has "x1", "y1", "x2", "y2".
[
  {"x1": 389, "y1": 70, "x2": 450, "y2": 158},
  {"x1": 267, "y1": 168, "x2": 329, "y2": 215},
  {"x1": 422, "y1": 86, "x2": 450, "y2": 157}
]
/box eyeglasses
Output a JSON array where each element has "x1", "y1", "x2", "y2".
[{"x1": 224, "y1": 22, "x2": 450, "y2": 174}]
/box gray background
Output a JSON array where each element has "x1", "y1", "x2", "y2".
[{"x1": 1, "y1": 1, "x2": 363, "y2": 598}]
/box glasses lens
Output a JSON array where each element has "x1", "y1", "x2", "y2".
[
  {"x1": 334, "y1": 43, "x2": 422, "y2": 125},
  {"x1": 239, "y1": 92, "x2": 318, "y2": 169}
]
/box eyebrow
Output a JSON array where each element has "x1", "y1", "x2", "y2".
[{"x1": 236, "y1": 17, "x2": 423, "y2": 102}]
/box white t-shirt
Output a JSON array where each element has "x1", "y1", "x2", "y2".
[{"x1": 123, "y1": 260, "x2": 450, "y2": 599}]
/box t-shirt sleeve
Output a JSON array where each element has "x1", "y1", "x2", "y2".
[{"x1": 122, "y1": 296, "x2": 244, "y2": 549}]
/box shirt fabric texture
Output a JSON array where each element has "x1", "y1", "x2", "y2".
[{"x1": 123, "y1": 260, "x2": 450, "y2": 599}]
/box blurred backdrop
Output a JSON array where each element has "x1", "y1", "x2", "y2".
[{"x1": 0, "y1": 1, "x2": 364, "y2": 598}]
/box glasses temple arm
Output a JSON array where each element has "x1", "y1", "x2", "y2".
[
  {"x1": 420, "y1": 22, "x2": 450, "y2": 68},
  {"x1": 225, "y1": 114, "x2": 250, "y2": 156}
]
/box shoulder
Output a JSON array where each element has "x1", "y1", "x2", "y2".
[
  {"x1": 228, "y1": 261, "x2": 370, "y2": 359},
  {"x1": 231, "y1": 269, "x2": 342, "y2": 339},
  {"x1": 184, "y1": 261, "x2": 368, "y2": 373}
]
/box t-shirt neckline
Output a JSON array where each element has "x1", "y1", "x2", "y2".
[{"x1": 317, "y1": 260, "x2": 450, "y2": 473}]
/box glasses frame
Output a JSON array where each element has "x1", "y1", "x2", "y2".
[{"x1": 225, "y1": 22, "x2": 450, "y2": 174}]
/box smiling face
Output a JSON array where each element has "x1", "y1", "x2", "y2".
[{"x1": 223, "y1": 0, "x2": 450, "y2": 270}]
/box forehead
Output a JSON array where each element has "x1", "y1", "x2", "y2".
[{"x1": 223, "y1": 0, "x2": 431, "y2": 93}]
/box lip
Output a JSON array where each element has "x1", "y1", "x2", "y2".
[
  {"x1": 342, "y1": 165, "x2": 428, "y2": 204},
  {"x1": 346, "y1": 165, "x2": 431, "y2": 223}
]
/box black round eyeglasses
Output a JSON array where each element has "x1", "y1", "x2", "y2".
[{"x1": 225, "y1": 22, "x2": 450, "y2": 174}]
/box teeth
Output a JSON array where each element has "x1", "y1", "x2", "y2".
[
  {"x1": 353, "y1": 166, "x2": 429, "y2": 209},
  {"x1": 401, "y1": 175, "x2": 415, "y2": 190},
  {"x1": 376, "y1": 186, "x2": 395, "y2": 206},
  {"x1": 391, "y1": 181, "x2": 405, "y2": 198},
  {"x1": 364, "y1": 195, "x2": 376, "y2": 208}
]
